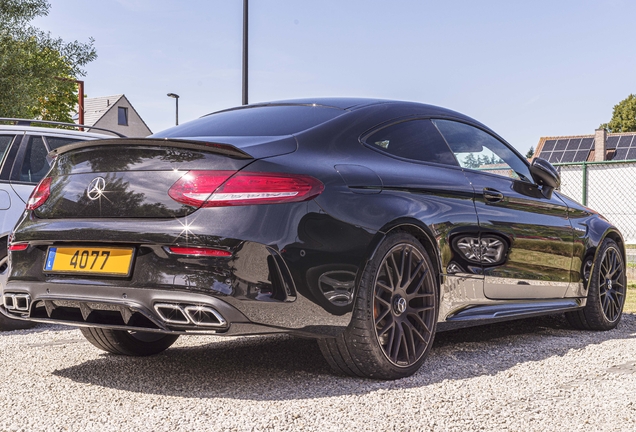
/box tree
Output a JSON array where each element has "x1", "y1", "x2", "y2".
[
  {"x1": 463, "y1": 153, "x2": 478, "y2": 168},
  {"x1": 599, "y1": 94, "x2": 636, "y2": 133},
  {"x1": 526, "y1": 146, "x2": 535, "y2": 159},
  {"x1": 0, "y1": 0, "x2": 96, "y2": 122}
]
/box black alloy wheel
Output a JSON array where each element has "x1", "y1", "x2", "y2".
[
  {"x1": 566, "y1": 238, "x2": 626, "y2": 331},
  {"x1": 318, "y1": 232, "x2": 438, "y2": 379},
  {"x1": 373, "y1": 243, "x2": 436, "y2": 367},
  {"x1": 597, "y1": 244, "x2": 626, "y2": 323}
]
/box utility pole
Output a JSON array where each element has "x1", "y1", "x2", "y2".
[
  {"x1": 55, "y1": 77, "x2": 84, "y2": 130},
  {"x1": 242, "y1": 0, "x2": 248, "y2": 105}
]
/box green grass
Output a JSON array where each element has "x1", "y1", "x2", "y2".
[{"x1": 625, "y1": 284, "x2": 636, "y2": 314}]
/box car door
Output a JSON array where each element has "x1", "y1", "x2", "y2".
[
  {"x1": 360, "y1": 119, "x2": 485, "y2": 316},
  {"x1": 9, "y1": 134, "x2": 50, "y2": 203},
  {"x1": 9, "y1": 134, "x2": 85, "y2": 203},
  {"x1": 0, "y1": 133, "x2": 22, "y2": 238},
  {"x1": 434, "y1": 119, "x2": 574, "y2": 299}
]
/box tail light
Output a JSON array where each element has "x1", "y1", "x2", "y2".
[
  {"x1": 166, "y1": 246, "x2": 232, "y2": 257},
  {"x1": 26, "y1": 177, "x2": 52, "y2": 210},
  {"x1": 169, "y1": 171, "x2": 324, "y2": 208},
  {"x1": 8, "y1": 243, "x2": 28, "y2": 252}
]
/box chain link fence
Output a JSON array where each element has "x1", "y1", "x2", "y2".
[{"x1": 554, "y1": 160, "x2": 636, "y2": 283}]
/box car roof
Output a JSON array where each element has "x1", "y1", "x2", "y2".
[
  {"x1": 0, "y1": 125, "x2": 111, "y2": 139},
  {"x1": 255, "y1": 98, "x2": 392, "y2": 110},
  {"x1": 211, "y1": 98, "x2": 481, "y2": 122}
]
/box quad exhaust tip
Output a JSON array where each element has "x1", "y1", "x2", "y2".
[
  {"x1": 154, "y1": 303, "x2": 226, "y2": 328},
  {"x1": 2, "y1": 294, "x2": 226, "y2": 328},
  {"x1": 3, "y1": 293, "x2": 31, "y2": 312},
  {"x1": 184, "y1": 305, "x2": 227, "y2": 327}
]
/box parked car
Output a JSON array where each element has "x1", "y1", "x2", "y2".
[
  {"x1": 0, "y1": 119, "x2": 123, "y2": 330},
  {"x1": 1, "y1": 100, "x2": 626, "y2": 378}
]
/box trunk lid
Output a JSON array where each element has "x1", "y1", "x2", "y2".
[{"x1": 35, "y1": 137, "x2": 296, "y2": 219}]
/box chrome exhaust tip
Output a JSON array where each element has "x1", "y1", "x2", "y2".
[
  {"x1": 153, "y1": 302, "x2": 227, "y2": 328},
  {"x1": 3, "y1": 293, "x2": 31, "y2": 312},
  {"x1": 153, "y1": 303, "x2": 189, "y2": 324},
  {"x1": 184, "y1": 305, "x2": 227, "y2": 327}
]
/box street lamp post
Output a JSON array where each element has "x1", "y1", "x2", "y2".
[{"x1": 167, "y1": 93, "x2": 179, "y2": 125}]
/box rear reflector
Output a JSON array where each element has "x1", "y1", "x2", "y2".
[
  {"x1": 26, "y1": 177, "x2": 52, "y2": 210},
  {"x1": 167, "y1": 246, "x2": 232, "y2": 257},
  {"x1": 169, "y1": 171, "x2": 324, "y2": 208},
  {"x1": 8, "y1": 243, "x2": 28, "y2": 252}
]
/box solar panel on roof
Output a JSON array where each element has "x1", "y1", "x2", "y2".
[
  {"x1": 566, "y1": 138, "x2": 581, "y2": 150},
  {"x1": 555, "y1": 140, "x2": 568, "y2": 150},
  {"x1": 561, "y1": 151, "x2": 576, "y2": 162},
  {"x1": 574, "y1": 150, "x2": 590, "y2": 162},
  {"x1": 580, "y1": 138, "x2": 594, "y2": 150},
  {"x1": 606, "y1": 136, "x2": 620, "y2": 149},
  {"x1": 613, "y1": 148, "x2": 628, "y2": 160},
  {"x1": 617, "y1": 135, "x2": 634, "y2": 148},
  {"x1": 542, "y1": 140, "x2": 556, "y2": 152},
  {"x1": 606, "y1": 134, "x2": 636, "y2": 160},
  {"x1": 549, "y1": 151, "x2": 564, "y2": 163}
]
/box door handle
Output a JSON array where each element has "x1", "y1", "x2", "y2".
[{"x1": 483, "y1": 188, "x2": 504, "y2": 203}]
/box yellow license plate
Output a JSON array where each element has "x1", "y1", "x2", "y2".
[{"x1": 44, "y1": 247, "x2": 134, "y2": 276}]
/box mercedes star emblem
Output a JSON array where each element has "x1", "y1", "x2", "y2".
[
  {"x1": 394, "y1": 296, "x2": 407, "y2": 315},
  {"x1": 87, "y1": 177, "x2": 106, "y2": 201}
]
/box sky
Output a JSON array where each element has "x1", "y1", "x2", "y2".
[{"x1": 34, "y1": 0, "x2": 636, "y2": 154}]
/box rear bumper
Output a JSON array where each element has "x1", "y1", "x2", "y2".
[
  {"x1": 2, "y1": 280, "x2": 351, "y2": 337},
  {"x1": 5, "y1": 202, "x2": 376, "y2": 337}
]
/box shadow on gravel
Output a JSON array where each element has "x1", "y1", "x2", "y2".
[
  {"x1": 52, "y1": 314, "x2": 636, "y2": 401},
  {"x1": 0, "y1": 323, "x2": 77, "y2": 335}
]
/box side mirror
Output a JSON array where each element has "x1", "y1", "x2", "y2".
[{"x1": 529, "y1": 158, "x2": 560, "y2": 199}]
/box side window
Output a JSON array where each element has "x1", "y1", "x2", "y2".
[
  {"x1": 365, "y1": 119, "x2": 458, "y2": 166},
  {"x1": 0, "y1": 135, "x2": 16, "y2": 168},
  {"x1": 45, "y1": 137, "x2": 84, "y2": 151},
  {"x1": 433, "y1": 120, "x2": 532, "y2": 182},
  {"x1": 19, "y1": 136, "x2": 50, "y2": 183}
]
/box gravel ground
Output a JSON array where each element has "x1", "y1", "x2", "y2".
[{"x1": 2, "y1": 314, "x2": 636, "y2": 432}]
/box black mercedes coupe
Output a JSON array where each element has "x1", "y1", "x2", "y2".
[{"x1": 1, "y1": 99, "x2": 626, "y2": 379}]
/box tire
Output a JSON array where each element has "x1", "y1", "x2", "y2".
[
  {"x1": 0, "y1": 311, "x2": 37, "y2": 331},
  {"x1": 566, "y1": 238, "x2": 626, "y2": 331},
  {"x1": 80, "y1": 327, "x2": 179, "y2": 356},
  {"x1": 318, "y1": 232, "x2": 438, "y2": 379}
]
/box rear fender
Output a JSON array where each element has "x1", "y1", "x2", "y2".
[{"x1": 355, "y1": 219, "x2": 444, "y2": 301}]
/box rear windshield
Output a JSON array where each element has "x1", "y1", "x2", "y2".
[{"x1": 152, "y1": 105, "x2": 344, "y2": 138}]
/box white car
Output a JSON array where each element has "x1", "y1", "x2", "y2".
[{"x1": 0, "y1": 119, "x2": 122, "y2": 330}]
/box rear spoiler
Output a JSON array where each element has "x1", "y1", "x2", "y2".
[{"x1": 49, "y1": 138, "x2": 254, "y2": 160}]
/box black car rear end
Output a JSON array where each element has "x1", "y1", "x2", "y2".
[{"x1": 2, "y1": 104, "x2": 361, "y2": 338}]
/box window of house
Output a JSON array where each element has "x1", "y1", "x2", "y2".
[
  {"x1": 364, "y1": 119, "x2": 459, "y2": 166},
  {"x1": 118, "y1": 107, "x2": 128, "y2": 126}
]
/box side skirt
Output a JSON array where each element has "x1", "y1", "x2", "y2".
[{"x1": 437, "y1": 298, "x2": 585, "y2": 332}]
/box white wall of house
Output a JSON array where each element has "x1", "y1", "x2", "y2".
[{"x1": 92, "y1": 97, "x2": 152, "y2": 137}]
